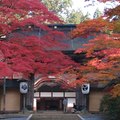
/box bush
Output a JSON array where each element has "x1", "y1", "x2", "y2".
[{"x1": 100, "y1": 94, "x2": 120, "y2": 120}]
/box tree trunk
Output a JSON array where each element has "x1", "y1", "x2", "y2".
[{"x1": 26, "y1": 73, "x2": 34, "y2": 111}]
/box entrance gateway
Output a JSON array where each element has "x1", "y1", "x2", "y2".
[
  {"x1": 33, "y1": 79, "x2": 76, "y2": 111},
  {"x1": 34, "y1": 91, "x2": 76, "y2": 111}
]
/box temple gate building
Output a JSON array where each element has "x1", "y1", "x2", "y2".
[{"x1": 0, "y1": 24, "x2": 107, "y2": 113}]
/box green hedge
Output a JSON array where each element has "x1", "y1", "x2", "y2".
[{"x1": 100, "y1": 94, "x2": 120, "y2": 120}]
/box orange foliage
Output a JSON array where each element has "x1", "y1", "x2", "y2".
[
  {"x1": 88, "y1": 58, "x2": 113, "y2": 70},
  {"x1": 71, "y1": 18, "x2": 114, "y2": 38},
  {"x1": 111, "y1": 84, "x2": 120, "y2": 97},
  {"x1": 106, "y1": 5, "x2": 120, "y2": 19},
  {"x1": 69, "y1": 5, "x2": 120, "y2": 88}
]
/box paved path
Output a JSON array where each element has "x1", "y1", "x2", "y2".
[
  {"x1": 0, "y1": 111, "x2": 106, "y2": 120},
  {"x1": 30, "y1": 111, "x2": 106, "y2": 120},
  {"x1": 4, "y1": 117, "x2": 28, "y2": 120},
  {"x1": 0, "y1": 113, "x2": 32, "y2": 120},
  {"x1": 79, "y1": 113, "x2": 106, "y2": 120},
  {"x1": 31, "y1": 111, "x2": 80, "y2": 120}
]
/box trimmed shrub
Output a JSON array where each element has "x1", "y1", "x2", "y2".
[{"x1": 100, "y1": 94, "x2": 120, "y2": 120}]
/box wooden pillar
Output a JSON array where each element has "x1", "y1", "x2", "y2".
[
  {"x1": 26, "y1": 74, "x2": 34, "y2": 110},
  {"x1": 76, "y1": 86, "x2": 87, "y2": 111}
]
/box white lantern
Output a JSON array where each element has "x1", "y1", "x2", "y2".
[
  {"x1": 81, "y1": 83, "x2": 90, "y2": 94},
  {"x1": 20, "y1": 82, "x2": 28, "y2": 94}
]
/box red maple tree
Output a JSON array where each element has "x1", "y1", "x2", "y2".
[
  {"x1": 70, "y1": 2, "x2": 120, "y2": 95},
  {"x1": 0, "y1": 0, "x2": 76, "y2": 110}
]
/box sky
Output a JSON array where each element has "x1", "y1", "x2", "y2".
[{"x1": 71, "y1": 0, "x2": 120, "y2": 18}]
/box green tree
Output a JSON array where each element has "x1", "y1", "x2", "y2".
[
  {"x1": 80, "y1": 12, "x2": 90, "y2": 23},
  {"x1": 41, "y1": 0, "x2": 91, "y2": 23},
  {"x1": 66, "y1": 9, "x2": 90, "y2": 24},
  {"x1": 93, "y1": 8, "x2": 102, "y2": 19},
  {"x1": 41, "y1": 0, "x2": 72, "y2": 21}
]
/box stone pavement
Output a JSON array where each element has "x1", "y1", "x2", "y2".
[
  {"x1": 0, "y1": 111, "x2": 106, "y2": 120},
  {"x1": 31, "y1": 111, "x2": 106, "y2": 120},
  {"x1": 78, "y1": 112, "x2": 106, "y2": 120},
  {"x1": 31, "y1": 111, "x2": 80, "y2": 120},
  {"x1": 0, "y1": 112, "x2": 32, "y2": 120}
]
